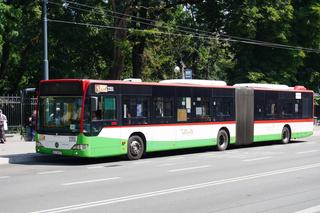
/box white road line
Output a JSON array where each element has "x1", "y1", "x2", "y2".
[
  {"x1": 0, "y1": 176, "x2": 9, "y2": 179},
  {"x1": 62, "y1": 177, "x2": 120, "y2": 186},
  {"x1": 295, "y1": 204, "x2": 320, "y2": 213},
  {"x1": 31, "y1": 162, "x2": 320, "y2": 213},
  {"x1": 168, "y1": 165, "x2": 210, "y2": 172},
  {"x1": 242, "y1": 157, "x2": 272, "y2": 162},
  {"x1": 37, "y1": 170, "x2": 64, "y2": 175},
  {"x1": 297, "y1": 150, "x2": 319, "y2": 154},
  {"x1": 87, "y1": 166, "x2": 104, "y2": 169}
]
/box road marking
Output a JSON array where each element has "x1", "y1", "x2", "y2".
[
  {"x1": 31, "y1": 162, "x2": 320, "y2": 213},
  {"x1": 297, "y1": 150, "x2": 319, "y2": 154},
  {"x1": 168, "y1": 165, "x2": 210, "y2": 172},
  {"x1": 62, "y1": 177, "x2": 120, "y2": 186},
  {"x1": 38, "y1": 170, "x2": 64, "y2": 175},
  {"x1": 242, "y1": 157, "x2": 272, "y2": 162},
  {"x1": 87, "y1": 166, "x2": 104, "y2": 169},
  {"x1": 295, "y1": 204, "x2": 320, "y2": 213},
  {"x1": 0, "y1": 176, "x2": 9, "y2": 179}
]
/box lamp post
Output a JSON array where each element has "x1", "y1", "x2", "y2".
[
  {"x1": 42, "y1": 0, "x2": 49, "y2": 80},
  {"x1": 180, "y1": 60, "x2": 186, "y2": 79}
]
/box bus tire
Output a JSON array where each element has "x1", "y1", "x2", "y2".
[
  {"x1": 127, "y1": 135, "x2": 145, "y2": 160},
  {"x1": 216, "y1": 129, "x2": 229, "y2": 151},
  {"x1": 281, "y1": 126, "x2": 291, "y2": 144}
]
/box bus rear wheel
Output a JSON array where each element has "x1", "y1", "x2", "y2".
[
  {"x1": 217, "y1": 129, "x2": 229, "y2": 151},
  {"x1": 281, "y1": 126, "x2": 291, "y2": 144},
  {"x1": 127, "y1": 135, "x2": 145, "y2": 160}
]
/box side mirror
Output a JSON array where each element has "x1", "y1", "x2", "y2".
[{"x1": 91, "y1": 97, "x2": 98, "y2": 111}]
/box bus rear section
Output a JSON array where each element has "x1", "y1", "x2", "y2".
[{"x1": 234, "y1": 84, "x2": 314, "y2": 146}]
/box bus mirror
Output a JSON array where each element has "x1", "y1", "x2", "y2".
[{"x1": 91, "y1": 97, "x2": 98, "y2": 111}]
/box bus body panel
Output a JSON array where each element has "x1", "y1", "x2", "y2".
[{"x1": 253, "y1": 120, "x2": 313, "y2": 142}]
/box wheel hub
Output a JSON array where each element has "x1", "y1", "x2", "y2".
[{"x1": 130, "y1": 141, "x2": 141, "y2": 155}]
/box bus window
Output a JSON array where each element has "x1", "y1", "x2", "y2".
[
  {"x1": 177, "y1": 97, "x2": 191, "y2": 122},
  {"x1": 213, "y1": 97, "x2": 234, "y2": 121},
  {"x1": 193, "y1": 97, "x2": 210, "y2": 122},
  {"x1": 91, "y1": 96, "x2": 117, "y2": 121},
  {"x1": 123, "y1": 96, "x2": 149, "y2": 125},
  {"x1": 152, "y1": 97, "x2": 174, "y2": 123},
  {"x1": 265, "y1": 92, "x2": 279, "y2": 119}
]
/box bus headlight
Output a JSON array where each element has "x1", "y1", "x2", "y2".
[{"x1": 71, "y1": 144, "x2": 88, "y2": 150}]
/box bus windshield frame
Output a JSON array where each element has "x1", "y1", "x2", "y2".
[{"x1": 37, "y1": 96, "x2": 83, "y2": 135}]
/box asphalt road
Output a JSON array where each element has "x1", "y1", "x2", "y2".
[{"x1": 1, "y1": 135, "x2": 320, "y2": 213}]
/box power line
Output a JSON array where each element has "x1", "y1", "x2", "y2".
[
  {"x1": 59, "y1": 0, "x2": 320, "y2": 53},
  {"x1": 47, "y1": 1, "x2": 211, "y2": 39},
  {"x1": 47, "y1": 18, "x2": 320, "y2": 53},
  {"x1": 47, "y1": 1, "x2": 320, "y2": 53}
]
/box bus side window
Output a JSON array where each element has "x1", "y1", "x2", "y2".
[
  {"x1": 213, "y1": 98, "x2": 233, "y2": 121},
  {"x1": 152, "y1": 97, "x2": 174, "y2": 123},
  {"x1": 123, "y1": 96, "x2": 150, "y2": 125}
]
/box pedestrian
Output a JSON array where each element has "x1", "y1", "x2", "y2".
[
  {"x1": 0, "y1": 109, "x2": 7, "y2": 144},
  {"x1": 29, "y1": 110, "x2": 36, "y2": 141}
]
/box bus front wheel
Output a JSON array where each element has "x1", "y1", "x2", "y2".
[
  {"x1": 281, "y1": 126, "x2": 291, "y2": 144},
  {"x1": 127, "y1": 135, "x2": 145, "y2": 160},
  {"x1": 216, "y1": 129, "x2": 229, "y2": 151}
]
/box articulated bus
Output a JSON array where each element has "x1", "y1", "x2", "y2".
[{"x1": 35, "y1": 79, "x2": 314, "y2": 160}]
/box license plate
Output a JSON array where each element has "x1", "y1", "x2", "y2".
[{"x1": 52, "y1": 150, "x2": 62, "y2": 155}]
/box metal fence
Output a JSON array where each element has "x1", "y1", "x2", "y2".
[{"x1": 0, "y1": 94, "x2": 36, "y2": 133}]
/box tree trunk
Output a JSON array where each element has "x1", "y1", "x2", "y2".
[
  {"x1": 132, "y1": 37, "x2": 146, "y2": 78},
  {"x1": 131, "y1": 2, "x2": 147, "y2": 79},
  {"x1": 0, "y1": 28, "x2": 10, "y2": 78},
  {"x1": 109, "y1": 1, "x2": 130, "y2": 80}
]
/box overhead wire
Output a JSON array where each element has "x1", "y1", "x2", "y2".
[
  {"x1": 47, "y1": 0, "x2": 320, "y2": 53},
  {"x1": 59, "y1": 0, "x2": 319, "y2": 52}
]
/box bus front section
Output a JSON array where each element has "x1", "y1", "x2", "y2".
[{"x1": 36, "y1": 80, "x2": 90, "y2": 157}]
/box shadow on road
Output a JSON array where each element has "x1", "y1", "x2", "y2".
[{"x1": 4, "y1": 139, "x2": 308, "y2": 166}]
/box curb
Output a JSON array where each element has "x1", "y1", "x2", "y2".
[
  {"x1": 0, "y1": 157, "x2": 9, "y2": 164},
  {"x1": 0, "y1": 153, "x2": 38, "y2": 165}
]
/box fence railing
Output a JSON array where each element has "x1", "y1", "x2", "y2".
[{"x1": 0, "y1": 94, "x2": 36, "y2": 132}]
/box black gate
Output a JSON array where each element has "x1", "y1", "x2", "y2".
[{"x1": 0, "y1": 88, "x2": 36, "y2": 133}]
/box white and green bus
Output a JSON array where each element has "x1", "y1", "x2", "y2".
[{"x1": 36, "y1": 79, "x2": 314, "y2": 160}]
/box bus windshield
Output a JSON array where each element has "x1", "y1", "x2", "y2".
[{"x1": 38, "y1": 96, "x2": 82, "y2": 134}]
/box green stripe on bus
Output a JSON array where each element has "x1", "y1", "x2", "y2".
[
  {"x1": 146, "y1": 136, "x2": 236, "y2": 152},
  {"x1": 78, "y1": 134, "x2": 126, "y2": 157},
  {"x1": 253, "y1": 134, "x2": 281, "y2": 142},
  {"x1": 253, "y1": 131, "x2": 313, "y2": 142},
  {"x1": 292, "y1": 131, "x2": 313, "y2": 139}
]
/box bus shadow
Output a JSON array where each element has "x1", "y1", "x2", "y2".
[
  {"x1": 5, "y1": 140, "x2": 308, "y2": 166},
  {"x1": 3, "y1": 153, "x2": 124, "y2": 166}
]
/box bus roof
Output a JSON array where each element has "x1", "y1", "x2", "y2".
[{"x1": 39, "y1": 79, "x2": 313, "y2": 92}]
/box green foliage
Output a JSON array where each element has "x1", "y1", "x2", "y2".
[{"x1": 0, "y1": 0, "x2": 320, "y2": 93}]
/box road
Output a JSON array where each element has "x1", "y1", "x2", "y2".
[{"x1": 1, "y1": 135, "x2": 320, "y2": 213}]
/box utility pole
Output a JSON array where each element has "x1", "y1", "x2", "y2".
[
  {"x1": 42, "y1": 0, "x2": 49, "y2": 80},
  {"x1": 180, "y1": 60, "x2": 186, "y2": 79}
]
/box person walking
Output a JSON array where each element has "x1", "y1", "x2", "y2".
[
  {"x1": 29, "y1": 110, "x2": 36, "y2": 141},
  {"x1": 0, "y1": 109, "x2": 7, "y2": 143}
]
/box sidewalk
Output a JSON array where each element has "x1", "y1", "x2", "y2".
[{"x1": 0, "y1": 134, "x2": 36, "y2": 165}]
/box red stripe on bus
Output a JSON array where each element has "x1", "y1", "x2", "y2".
[
  {"x1": 104, "y1": 121, "x2": 236, "y2": 128},
  {"x1": 254, "y1": 119, "x2": 313, "y2": 124}
]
